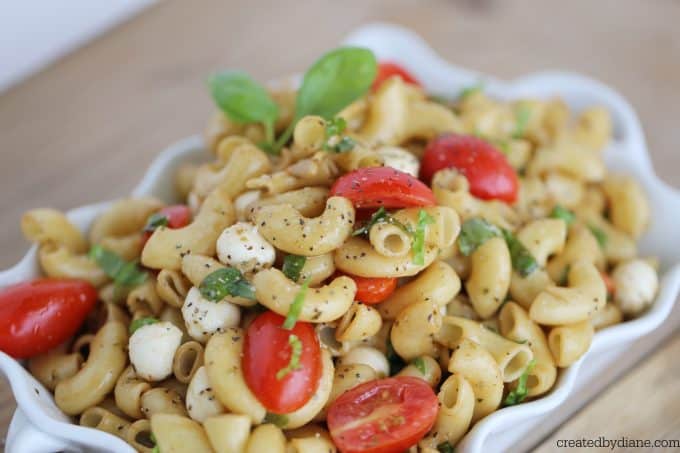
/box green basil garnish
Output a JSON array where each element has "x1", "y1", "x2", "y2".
[
  {"x1": 503, "y1": 359, "x2": 536, "y2": 406},
  {"x1": 512, "y1": 103, "x2": 531, "y2": 138},
  {"x1": 412, "y1": 357, "x2": 427, "y2": 375},
  {"x1": 89, "y1": 245, "x2": 147, "y2": 289},
  {"x1": 457, "y1": 218, "x2": 502, "y2": 256},
  {"x1": 282, "y1": 278, "x2": 310, "y2": 329},
  {"x1": 273, "y1": 47, "x2": 377, "y2": 150},
  {"x1": 143, "y1": 212, "x2": 169, "y2": 232},
  {"x1": 588, "y1": 224, "x2": 608, "y2": 249},
  {"x1": 412, "y1": 209, "x2": 435, "y2": 265},
  {"x1": 129, "y1": 317, "x2": 159, "y2": 335},
  {"x1": 199, "y1": 267, "x2": 255, "y2": 301},
  {"x1": 282, "y1": 255, "x2": 307, "y2": 282},
  {"x1": 549, "y1": 205, "x2": 575, "y2": 225},
  {"x1": 276, "y1": 334, "x2": 303, "y2": 380},
  {"x1": 502, "y1": 229, "x2": 539, "y2": 277}
]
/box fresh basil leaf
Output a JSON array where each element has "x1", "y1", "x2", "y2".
[
  {"x1": 152, "y1": 447, "x2": 159, "y2": 453},
  {"x1": 459, "y1": 82, "x2": 484, "y2": 100},
  {"x1": 457, "y1": 218, "x2": 502, "y2": 256},
  {"x1": 412, "y1": 357, "x2": 427, "y2": 375},
  {"x1": 282, "y1": 255, "x2": 307, "y2": 282},
  {"x1": 209, "y1": 71, "x2": 279, "y2": 148},
  {"x1": 282, "y1": 278, "x2": 310, "y2": 329},
  {"x1": 352, "y1": 207, "x2": 412, "y2": 237},
  {"x1": 386, "y1": 337, "x2": 406, "y2": 375},
  {"x1": 588, "y1": 224, "x2": 608, "y2": 249},
  {"x1": 89, "y1": 245, "x2": 147, "y2": 289},
  {"x1": 276, "y1": 334, "x2": 303, "y2": 380},
  {"x1": 412, "y1": 209, "x2": 435, "y2": 265},
  {"x1": 296, "y1": 47, "x2": 376, "y2": 120},
  {"x1": 549, "y1": 205, "x2": 575, "y2": 226},
  {"x1": 129, "y1": 317, "x2": 159, "y2": 335},
  {"x1": 502, "y1": 229, "x2": 539, "y2": 277},
  {"x1": 199, "y1": 267, "x2": 255, "y2": 301},
  {"x1": 143, "y1": 212, "x2": 169, "y2": 232},
  {"x1": 274, "y1": 47, "x2": 376, "y2": 150},
  {"x1": 512, "y1": 103, "x2": 531, "y2": 138},
  {"x1": 437, "y1": 441, "x2": 455, "y2": 453},
  {"x1": 264, "y1": 412, "x2": 289, "y2": 427},
  {"x1": 503, "y1": 359, "x2": 536, "y2": 406}
]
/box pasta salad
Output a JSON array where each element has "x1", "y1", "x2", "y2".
[{"x1": 0, "y1": 47, "x2": 659, "y2": 453}]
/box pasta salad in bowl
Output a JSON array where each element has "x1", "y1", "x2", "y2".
[{"x1": 1, "y1": 24, "x2": 679, "y2": 453}]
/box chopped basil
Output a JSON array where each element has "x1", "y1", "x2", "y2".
[
  {"x1": 150, "y1": 432, "x2": 159, "y2": 453},
  {"x1": 437, "y1": 441, "x2": 455, "y2": 453},
  {"x1": 143, "y1": 212, "x2": 169, "y2": 232},
  {"x1": 352, "y1": 206, "x2": 412, "y2": 237},
  {"x1": 264, "y1": 412, "x2": 289, "y2": 427},
  {"x1": 503, "y1": 359, "x2": 536, "y2": 406},
  {"x1": 282, "y1": 255, "x2": 307, "y2": 282},
  {"x1": 199, "y1": 267, "x2": 255, "y2": 301},
  {"x1": 282, "y1": 278, "x2": 310, "y2": 329},
  {"x1": 412, "y1": 209, "x2": 435, "y2": 265},
  {"x1": 458, "y1": 82, "x2": 484, "y2": 100},
  {"x1": 209, "y1": 71, "x2": 279, "y2": 153},
  {"x1": 549, "y1": 205, "x2": 575, "y2": 225},
  {"x1": 89, "y1": 245, "x2": 147, "y2": 289},
  {"x1": 276, "y1": 334, "x2": 303, "y2": 379},
  {"x1": 324, "y1": 135, "x2": 356, "y2": 153},
  {"x1": 512, "y1": 103, "x2": 531, "y2": 138},
  {"x1": 129, "y1": 317, "x2": 159, "y2": 335},
  {"x1": 502, "y1": 229, "x2": 539, "y2": 277},
  {"x1": 457, "y1": 218, "x2": 502, "y2": 256},
  {"x1": 386, "y1": 337, "x2": 406, "y2": 375},
  {"x1": 412, "y1": 357, "x2": 427, "y2": 375},
  {"x1": 588, "y1": 224, "x2": 608, "y2": 249},
  {"x1": 325, "y1": 116, "x2": 347, "y2": 137}
]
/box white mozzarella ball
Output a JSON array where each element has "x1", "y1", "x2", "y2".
[
  {"x1": 378, "y1": 146, "x2": 420, "y2": 177},
  {"x1": 216, "y1": 221, "x2": 276, "y2": 274},
  {"x1": 129, "y1": 321, "x2": 182, "y2": 381},
  {"x1": 182, "y1": 287, "x2": 241, "y2": 343},
  {"x1": 612, "y1": 259, "x2": 658, "y2": 316}
]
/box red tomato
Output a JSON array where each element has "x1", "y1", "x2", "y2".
[
  {"x1": 601, "y1": 271, "x2": 616, "y2": 297},
  {"x1": 334, "y1": 272, "x2": 397, "y2": 304},
  {"x1": 420, "y1": 133, "x2": 519, "y2": 203},
  {"x1": 142, "y1": 204, "x2": 192, "y2": 244},
  {"x1": 372, "y1": 62, "x2": 422, "y2": 91},
  {"x1": 243, "y1": 311, "x2": 322, "y2": 414},
  {"x1": 330, "y1": 167, "x2": 435, "y2": 209},
  {"x1": 328, "y1": 376, "x2": 439, "y2": 453},
  {"x1": 0, "y1": 279, "x2": 98, "y2": 358}
]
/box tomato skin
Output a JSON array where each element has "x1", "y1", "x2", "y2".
[
  {"x1": 142, "y1": 204, "x2": 192, "y2": 243},
  {"x1": 330, "y1": 167, "x2": 436, "y2": 209},
  {"x1": 372, "y1": 62, "x2": 421, "y2": 91},
  {"x1": 328, "y1": 376, "x2": 439, "y2": 453},
  {"x1": 243, "y1": 311, "x2": 322, "y2": 414},
  {"x1": 420, "y1": 133, "x2": 519, "y2": 203},
  {"x1": 334, "y1": 272, "x2": 397, "y2": 304},
  {"x1": 0, "y1": 279, "x2": 98, "y2": 358}
]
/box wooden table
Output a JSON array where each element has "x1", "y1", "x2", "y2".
[{"x1": 1, "y1": 0, "x2": 678, "y2": 450}]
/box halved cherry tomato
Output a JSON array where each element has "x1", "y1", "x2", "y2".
[
  {"x1": 601, "y1": 271, "x2": 616, "y2": 297},
  {"x1": 372, "y1": 62, "x2": 421, "y2": 92},
  {"x1": 328, "y1": 376, "x2": 439, "y2": 453},
  {"x1": 0, "y1": 278, "x2": 98, "y2": 358},
  {"x1": 420, "y1": 133, "x2": 519, "y2": 203},
  {"x1": 243, "y1": 311, "x2": 322, "y2": 414},
  {"x1": 330, "y1": 167, "x2": 435, "y2": 209},
  {"x1": 142, "y1": 204, "x2": 192, "y2": 244},
  {"x1": 334, "y1": 272, "x2": 397, "y2": 304}
]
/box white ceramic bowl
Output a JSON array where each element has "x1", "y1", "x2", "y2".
[{"x1": 2, "y1": 23, "x2": 679, "y2": 453}]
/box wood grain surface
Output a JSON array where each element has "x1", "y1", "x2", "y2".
[{"x1": 0, "y1": 0, "x2": 678, "y2": 450}]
